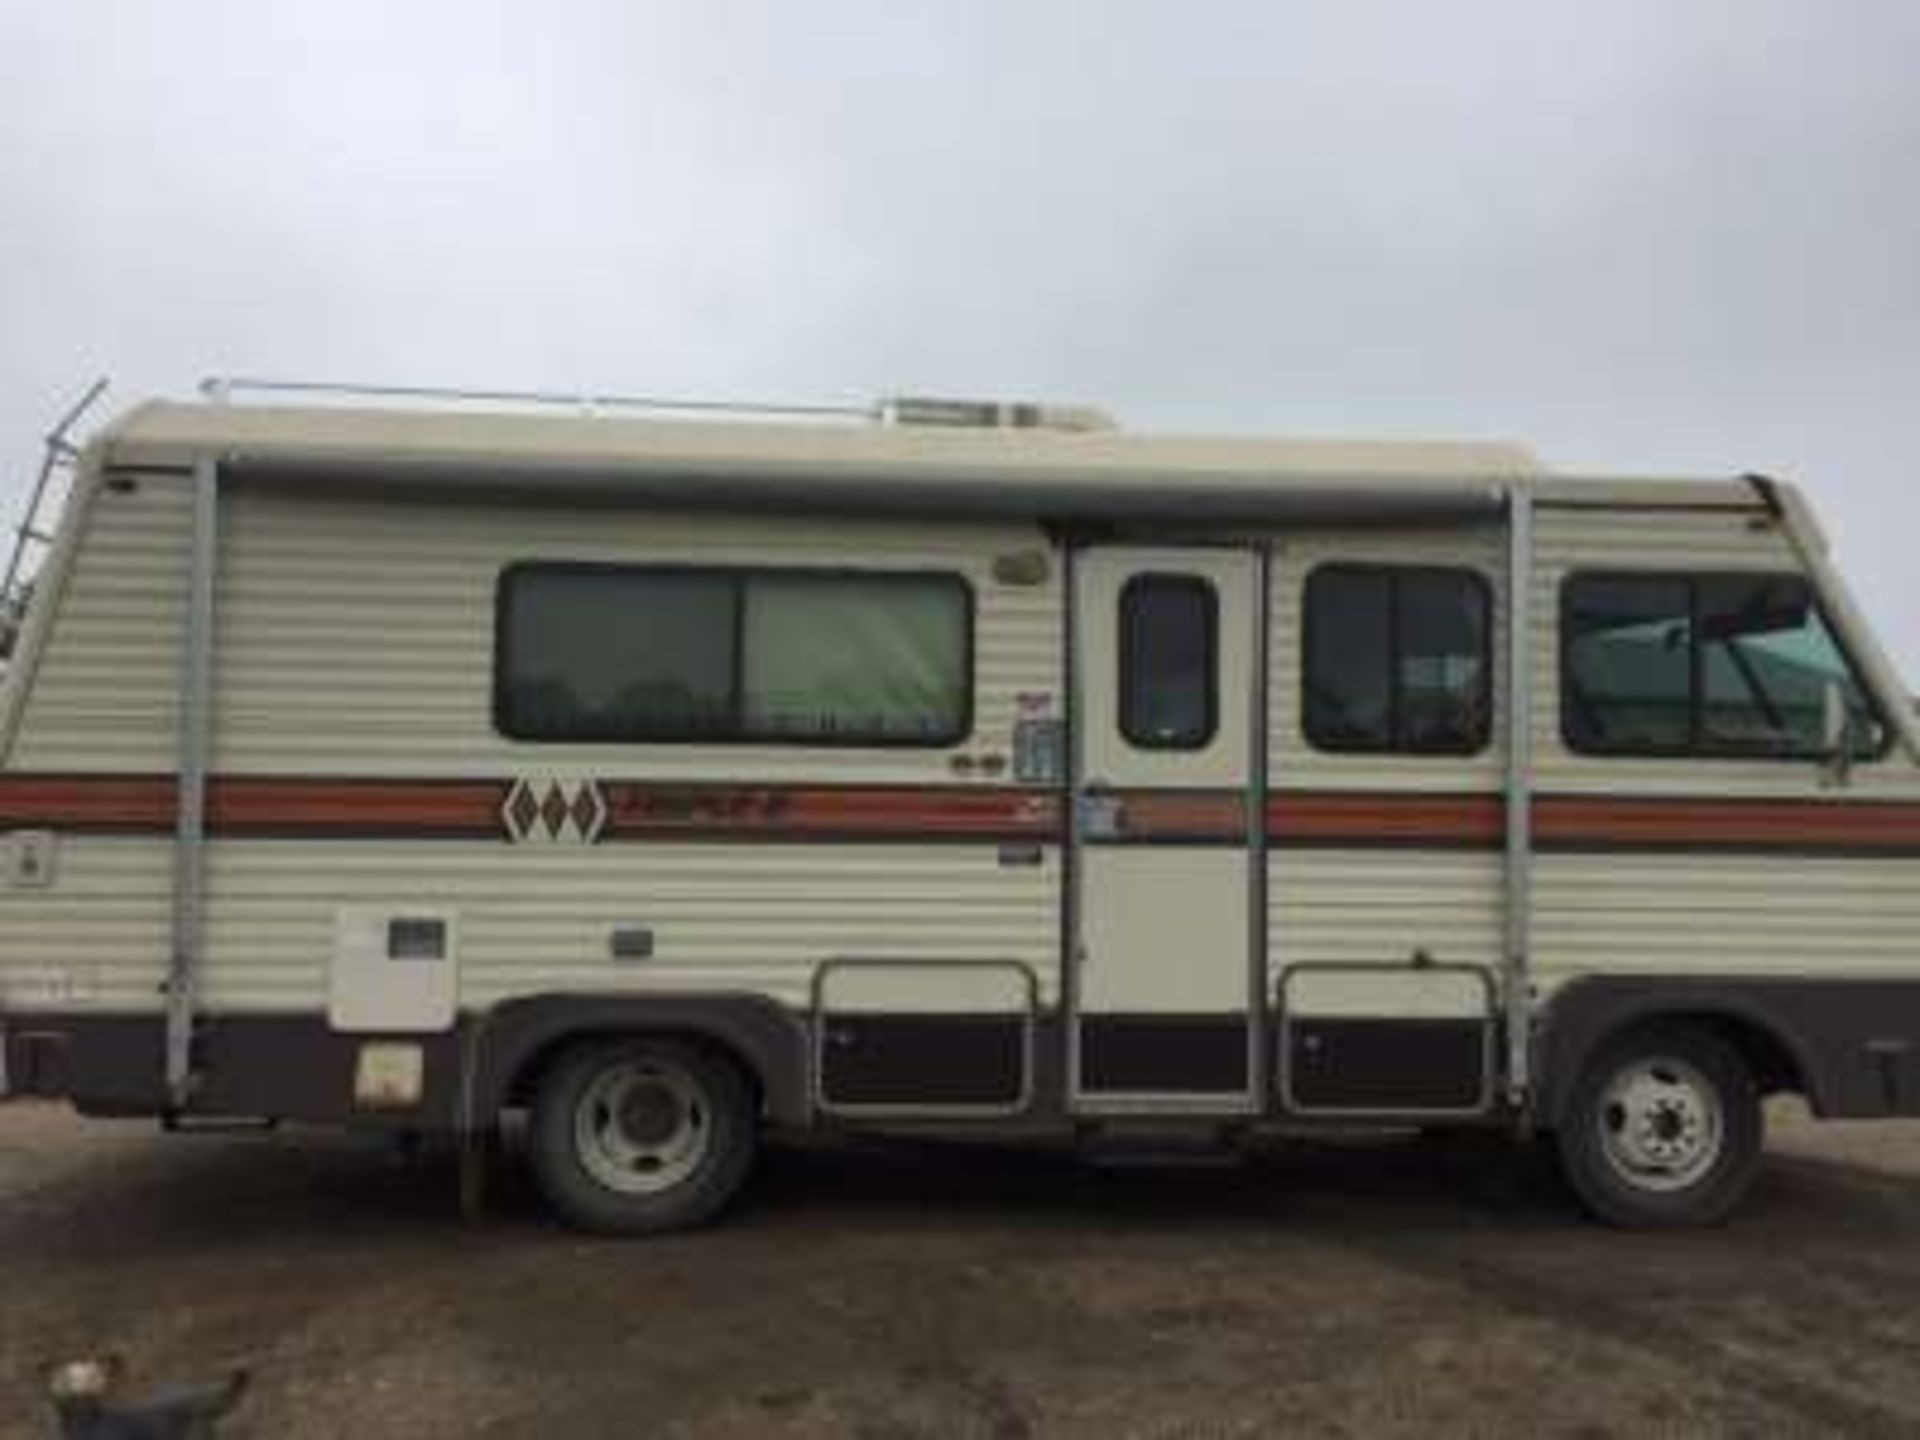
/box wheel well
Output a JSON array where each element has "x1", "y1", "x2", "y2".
[
  {"x1": 1678, "y1": 1012, "x2": 1805, "y2": 1097},
  {"x1": 503, "y1": 1028, "x2": 766, "y2": 1113},
  {"x1": 1593, "y1": 1010, "x2": 1807, "y2": 1099}
]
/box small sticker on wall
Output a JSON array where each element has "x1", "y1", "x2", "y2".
[{"x1": 1014, "y1": 717, "x2": 1065, "y2": 784}]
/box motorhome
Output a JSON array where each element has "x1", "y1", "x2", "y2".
[{"x1": 3, "y1": 381, "x2": 1917, "y2": 1233}]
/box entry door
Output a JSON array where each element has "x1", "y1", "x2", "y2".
[{"x1": 1071, "y1": 546, "x2": 1263, "y2": 1110}]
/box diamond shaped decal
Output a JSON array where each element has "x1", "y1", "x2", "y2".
[
  {"x1": 503, "y1": 775, "x2": 608, "y2": 844},
  {"x1": 539, "y1": 785, "x2": 570, "y2": 838},
  {"x1": 504, "y1": 780, "x2": 540, "y2": 841},
  {"x1": 571, "y1": 785, "x2": 603, "y2": 838}
]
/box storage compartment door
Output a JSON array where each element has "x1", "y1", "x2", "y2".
[
  {"x1": 815, "y1": 961, "x2": 1035, "y2": 1115},
  {"x1": 1279, "y1": 964, "x2": 1494, "y2": 1117}
]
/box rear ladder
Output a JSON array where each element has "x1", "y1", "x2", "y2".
[{"x1": 0, "y1": 377, "x2": 109, "y2": 659}]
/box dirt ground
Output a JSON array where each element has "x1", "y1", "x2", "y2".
[{"x1": 4, "y1": 1101, "x2": 1920, "y2": 1438}]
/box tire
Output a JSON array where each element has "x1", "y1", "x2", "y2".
[
  {"x1": 528, "y1": 1036, "x2": 758, "y2": 1235},
  {"x1": 1554, "y1": 1022, "x2": 1762, "y2": 1229}
]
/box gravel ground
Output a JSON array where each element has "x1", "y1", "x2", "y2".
[{"x1": 5, "y1": 1099, "x2": 1920, "y2": 1438}]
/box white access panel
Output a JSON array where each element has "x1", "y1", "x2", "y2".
[
  {"x1": 817, "y1": 960, "x2": 1035, "y2": 1014},
  {"x1": 1281, "y1": 966, "x2": 1493, "y2": 1020},
  {"x1": 1078, "y1": 849, "x2": 1251, "y2": 1013},
  {"x1": 328, "y1": 907, "x2": 458, "y2": 1033}
]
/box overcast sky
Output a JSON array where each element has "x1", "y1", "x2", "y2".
[{"x1": 3, "y1": 2, "x2": 1918, "y2": 672}]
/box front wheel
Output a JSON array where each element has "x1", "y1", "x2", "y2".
[
  {"x1": 528, "y1": 1037, "x2": 758, "y2": 1234},
  {"x1": 1555, "y1": 1023, "x2": 1762, "y2": 1228}
]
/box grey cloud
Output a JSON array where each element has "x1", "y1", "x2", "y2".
[{"x1": 3, "y1": 0, "x2": 1918, "y2": 670}]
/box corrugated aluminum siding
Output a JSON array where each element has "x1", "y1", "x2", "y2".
[
  {"x1": 8, "y1": 478, "x2": 1920, "y2": 1030},
  {"x1": 11, "y1": 478, "x2": 1063, "y2": 778},
  {"x1": 6, "y1": 473, "x2": 192, "y2": 773},
  {"x1": 0, "y1": 837, "x2": 1058, "y2": 1013},
  {"x1": 1533, "y1": 852, "x2": 1920, "y2": 990},
  {"x1": 1268, "y1": 849, "x2": 1503, "y2": 978},
  {"x1": 2, "y1": 478, "x2": 1064, "y2": 1015}
]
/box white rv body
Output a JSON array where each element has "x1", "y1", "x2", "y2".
[{"x1": 4, "y1": 389, "x2": 1917, "y2": 1228}]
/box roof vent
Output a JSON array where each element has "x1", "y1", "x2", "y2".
[{"x1": 876, "y1": 396, "x2": 1117, "y2": 433}]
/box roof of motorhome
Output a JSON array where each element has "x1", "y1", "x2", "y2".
[{"x1": 95, "y1": 401, "x2": 1763, "y2": 523}]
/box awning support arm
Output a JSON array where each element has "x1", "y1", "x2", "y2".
[
  {"x1": 1502, "y1": 483, "x2": 1535, "y2": 1114},
  {"x1": 166, "y1": 458, "x2": 219, "y2": 1109}
]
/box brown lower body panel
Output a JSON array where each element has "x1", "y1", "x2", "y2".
[
  {"x1": 11, "y1": 975, "x2": 1920, "y2": 1133},
  {"x1": 4, "y1": 1014, "x2": 466, "y2": 1130}
]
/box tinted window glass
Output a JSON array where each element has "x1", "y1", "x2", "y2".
[
  {"x1": 1399, "y1": 571, "x2": 1490, "y2": 751},
  {"x1": 1303, "y1": 570, "x2": 1392, "y2": 748},
  {"x1": 500, "y1": 569, "x2": 736, "y2": 741},
  {"x1": 1119, "y1": 575, "x2": 1217, "y2": 750},
  {"x1": 498, "y1": 565, "x2": 970, "y2": 745},
  {"x1": 1562, "y1": 572, "x2": 1881, "y2": 759},
  {"x1": 1304, "y1": 567, "x2": 1490, "y2": 754},
  {"x1": 1563, "y1": 575, "x2": 1691, "y2": 752}
]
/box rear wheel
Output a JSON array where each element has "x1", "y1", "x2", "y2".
[
  {"x1": 528, "y1": 1037, "x2": 758, "y2": 1234},
  {"x1": 1555, "y1": 1023, "x2": 1762, "y2": 1228}
]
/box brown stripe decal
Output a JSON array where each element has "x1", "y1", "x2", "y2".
[
  {"x1": 0, "y1": 775, "x2": 1056, "y2": 843},
  {"x1": 0, "y1": 774, "x2": 176, "y2": 830},
  {"x1": 1080, "y1": 792, "x2": 1504, "y2": 847},
  {"x1": 1536, "y1": 795, "x2": 1920, "y2": 854},
  {"x1": 212, "y1": 778, "x2": 510, "y2": 837},
  {"x1": 1271, "y1": 792, "x2": 1503, "y2": 848},
  {"x1": 2, "y1": 774, "x2": 1920, "y2": 856},
  {"x1": 0, "y1": 775, "x2": 508, "y2": 838}
]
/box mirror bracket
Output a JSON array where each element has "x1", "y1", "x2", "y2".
[{"x1": 1820, "y1": 679, "x2": 1856, "y2": 788}]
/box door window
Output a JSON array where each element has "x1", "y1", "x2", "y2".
[{"x1": 1118, "y1": 574, "x2": 1218, "y2": 750}]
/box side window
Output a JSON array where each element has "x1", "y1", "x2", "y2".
[
  {"x1": 1562, "y1": 575, "x2": 1691, "y2": 752},
  {"x1": 1303, "y1": 566, "x2": 1491, "y2": 754},
  {"x1": 496, "y1": 565, "x2": 971, "y2": 746},
  {"x1": 1562, "y1": 571, "x2": 1883, "y2": 759},
  {"x1": 1119, "y1": 574, "x2": 1217, "y2": 750}
]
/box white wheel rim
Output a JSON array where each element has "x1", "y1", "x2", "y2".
[
  {"x1": 573, "y1": 1056, "x2": 712, "y2": 1196},
  {"x1": 1596, "y1": 1055, "x2": 1724, "y2": 1193}
]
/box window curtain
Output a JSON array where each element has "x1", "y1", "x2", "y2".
[{"x1": 741, "y1": 576, "x2": 964, "y2": 740}]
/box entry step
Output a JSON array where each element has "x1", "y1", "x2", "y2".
[{"x1": 1075, "y1": 1122, "x2": 1246, "y2": 1169}]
